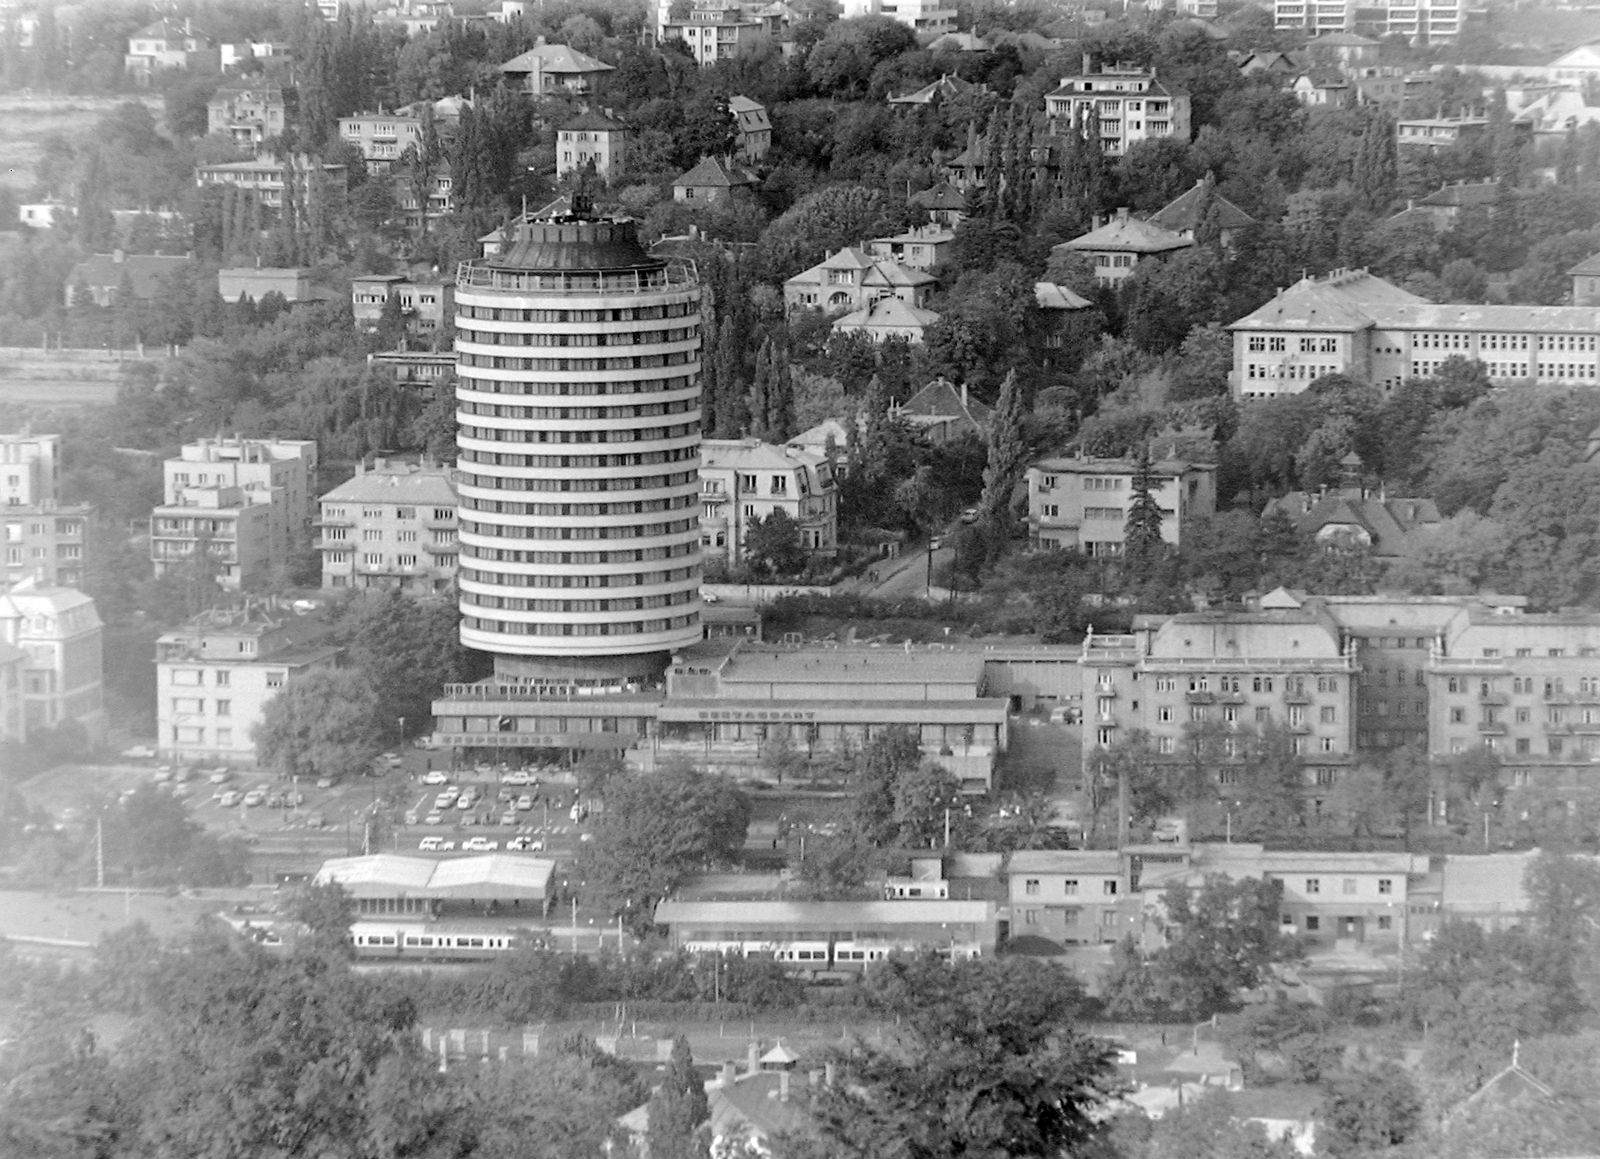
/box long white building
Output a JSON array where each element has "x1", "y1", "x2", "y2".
[
  {"x1": 1230, "y1": 269, "x2": 1600, "y2": 398},
  {"x1": 451, "y1": 197, "x2": 704, "y2": 690}
]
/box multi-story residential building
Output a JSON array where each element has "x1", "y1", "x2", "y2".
[
  {"x1": 351, "y1": 274, "x2": 454, "y2": 336},
  {"x1": 366, "y1": 349, "x2": 457, "y2": 392},
  {"x1": 0, "y1": 581, "x2": 104, "y2": 742},
  {"x1": 1397, "y1": 115, "x2": 1495, "y2": 150},
  {"x1": 866, "y1": 224, "x2": 955, "y2": 272},
  {"x1": 1275, "y1": 0, "x2": 1352, "y2": 31},
  {"x1": 397, "y1": 160, "x2": 454, "y2": 229},
  {"x1": 155, "y1": 605, "x2": 340, "y2": 766},
  {"x1": 449, "y1": 198, "x2": 703, "y2": 686},
  {"x1": 2, "y1": 434, "x2": 92, "y2": 588},
  {"x1": 318, "y1": 459, "x2": 459, "y2": 594},
  {"x1": 124, "y1": 17, "x2": 217, "y2": 81},
  {"x1": 195, "y1": 154, "x2": 347, "y2": 210},
  {"x1": 1425, "y1": 606, "x2": 1600, "y2": 806},
  {"x1": 1055, "y1": 209, "x2": 1193, "y2": 285},
  {"x1": 1043, "y1": 60, "x2": 1192, "y2": 156},
  {"x1": 910, "y1": 181, "x2": 967, "y2": 228},
  {"x1": 3, "y1": 506, "x2": 91, "y2": 588},
  {"x1": 0, "y1": 639, "x2": 24, "y2": 744},
  {"x1": 699, "y1": 439, "x2": 837, "y2": 563},
  {"x1": 1, "y1": 432, "x2": 61, "y2": 506},
  {"x1": 837, "y1": 0, "x2": 954, "y2": 38},
  {"x1": 336, "y1": 98, "x2": 472, "y2": 171},
  {"x1": 498, "y1": 41, "x2": 614, "y2": 96},
  {"x1": 1351, "y1": 71, "x2": 1436, "y2": 116},
  {"x1": 663, "y1": 0, "x2": 764, "y2": 65},
  {"x1": 151, "y1": 437, "x2": 318, "y2": 590},
  {"x1": 783, "y1": 247, "x2": 934, "y2": 313},
  {"x1": 729, "y1": 95, "x2": 771, "y2": 162},
  {"x1": 1229, "y1": 269, "x2": 1600, "y2": 397},
  {"x1": 556, "y1": 111, "x2": 627, "y2": 181},
  {"x1": 1007, "y1": 850, "x2": 1133, "y2": 945},
  {"x1": 1079, "y1": 593, "x2": 1360, "y2": 789},
  {"x1": 1026, "y1": 453, "x2": 1216, "y2": 556},
  {"x1": 1383, "y1": 0, "x2": 1463, "y2": 43},
  {"x1": 207, "y1": 80, "x2": 289, "y2": 147}
]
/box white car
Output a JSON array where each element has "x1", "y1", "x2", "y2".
[
  {"x1": 243, "y1": 790, "x2": 266, "y2": 807},
  {"x1": 424, "y1": 810, "x2": 444, "y2": 825},
  {"x1": 208, "y1": 770, "x2": 231, "y2": 785},
  {"x1": 435, "y1": 790, "x2": 458, "y2": 807},
  {"x1": 418, "y1": 836, "x2": 445, "y2": 851},
  {"x1": 422, "y1": 770, "x2": 448, "y2": 785},
  {"x1": 516, "y1": 795, "x2": 534, "y2": 811},
  {"x1": 218, "y1": 790, "x2": 242, "y2": 807},
  {"x1": 456, "y1": 796, "x2": 475, "y2": 810},
  {"x1": 152, "y1": 768, "x2": 173, "y2": 783},
  {"x1": 500, "y1": 812, "x2": 518, "y2": 827},
  {"x1": 461, "y1": 837, "x2": 498, "y2": 852},
  {"x1": 121, "y1": 745, "x2": 157, "y2": 760},
  {"x1": 437, "y1": 840, "x2": 456, "y2": 851},
  {"x1": 506, "y1": 836, "x2": 545, "y2": 852},
  {"x1": 502, "y1": 770, "x2": 531, "y2": 786}
]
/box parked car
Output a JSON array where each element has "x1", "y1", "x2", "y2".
[
  {"x1": 316, "y1": 777, "x2": 334, "y2": 789},
  {"x1": 121, "y1": 745, "x2": 157, "y2": 760},
  {"x1": 242, "y1": 790, "x2": 266, "y2": 807},
  {"x1": 423, "y1": 770, "x2": 448, "y2": 785},
  {"x1": 152, "y1": 768, "x2": 173, "y2": 783},
  {"x1": 456, "y1": 796, "x2": 475, "y2": 810},
  {"x1": 418, "y1": 836, "x2": 445, "y2": 851},
  {"x1": 506, "y1": 836, "x2": 545, "y2": 852},
  {"x1": 404, "y1": 810, "x2": 420, "y2": 825},
  {"x1": 461, "y1": 837, "x2": 499, "y2": 851},
  {"x1": 516, "y1": 795, "x2": 534, "y2": 811},
  {"x1": 305, "y1": 813, "x2": 325, "y2": 829},
  {"x1": 500, "y1": 812, "x2": 518, "y2": 826},
  {"x1": 267, "y1": 793, "x2": 285, "y2": 808},
  {"x1": 208, "y1": 770, "x2": 231, "y2": 785},
  {"x1": 424, "y1": 810, "x2": 444, "y2": 825},
  {"x1": 218, "y1": 791, "x2": 242, "y2": 807},
  {"x1": 502, "y1": 770, "x2": 531, "y2": 786}
]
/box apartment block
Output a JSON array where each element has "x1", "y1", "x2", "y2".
[
  {"x1": 1080, "y1": 591, "x2": 1360, "y2": 785},
  {"x1": 699, "y1": 440, "x2": 838, "y2": 563},
  {"x1": 0, "y1": 432, "x2": 61, "y2": 505},
  {"x1": 318, "y1": 459, "x2": 459, "y2": 595},
  {"x1": 0, "y1": 581, "x2": 104, "y2": 742},
  {"x1": 2, "y1": 433, "x2": 92, "y2": 588},
  {"x1": 156, "y1": 605, "x2": 340, "y2": 766},
  {"x1": 207, "y1": 80, "x2": 288, "y2": 147},
  {"x1": 1043, "y1": 60, "x2": 1192, "y2": 156},
  {"x1": 1425, "y1": 606, "x2": 1600, "y2": 805},
  {"x1": 556, "y1": 111, "x2": 627, "y2": 182},
  {"x1": 194, "y1": 155, "x2": 348, "y2": 210},
  {"x1": 151, "y1": 437, "x2": 317, "y2": 590},
  {"x1": 1231, "y1": 269, "x2": 1600, "y2": 397},
  {"x1": 836, "y1": 0, "x2": 954, "y2": 37},
  {"x1": 1026, "y1": 453, "x2": 1216, "y2": 557},
  {"x1": 1007, "y1": 850, "x2": 1134, "y2": 945},
  {"x1": 351, "y1": 274, "x2": 454, "y2": 336},
  {"x1": 1274, "y1": 0, "x2": 1355, "y2": 34}
]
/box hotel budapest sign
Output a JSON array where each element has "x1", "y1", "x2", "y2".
[{"x1": 697, "y1": 709, "x2": 817, "y2": 722}]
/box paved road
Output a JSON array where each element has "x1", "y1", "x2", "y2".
[{"x1": 840, "y1": 538, "x2": 955, "y2": 600}]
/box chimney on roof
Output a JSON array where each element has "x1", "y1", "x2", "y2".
[
  {"x1": 779, "y1": 1071, "x2": 791, "y2": 1103},
  {"x1": 1083, "y1": 51, "x2": 1091, "y2": 74},
  {"x1": 960, "y1": 382, "x2": 968, "y2": 407},
  {"x1": 747, "y1": 1042, "x2": 760, "y2": 1075},
  {"x1": 721, "y1": 1060, "x2": 736, "y2": 1086},
  {"x1": 1116, "y1": 207, "x2": 1129, "y2": 223}
]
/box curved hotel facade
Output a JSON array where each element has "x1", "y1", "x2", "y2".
[{"x1": 453, "y1": 205, "x2": 703, "y2": 688}]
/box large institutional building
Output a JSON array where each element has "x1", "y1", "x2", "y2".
[
  {"x1": 1230, "y1": 269, "x2": 1600, "y2": 397},
  {"x1": 449, "y1": 198, "x2": 704, "y2": 690}
]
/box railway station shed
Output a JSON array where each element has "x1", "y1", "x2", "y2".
[{"x1": 315, "y1": 854, "x2": 555, "y2": 918}]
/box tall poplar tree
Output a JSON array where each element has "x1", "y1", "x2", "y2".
[
  {"x1": 1123, "y1": 443, "x2": 1166, "y2": 580},
  {"x1": 645, "y1": 1038, "x2": 709, "y2": 1159},
  {"x1": 1352, "y1": 109, "x2": 1398, "y2": 214},
  {"x1": 979, "y1": 369, "x2": 1026, "y2": 521}
]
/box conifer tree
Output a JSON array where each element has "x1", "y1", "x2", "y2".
[
  {"x1": 766, "y1": 341, "x2": 794, "y2": 441},
  {"x1": 747, "y1": 337, "x2": 774, "y2": 440},
  {"x1": 713, "y1": 317, "x2": 745, "y2": 437},
  {"x1": 1123, "y1": 443, "x2": 1166, "y2": 579},
  {"x1": 646, "y1": 1035, "x2": 709, "y2": 1159},
  {"x1": 1352, "y1": 109, "x2": 1398, "y2": 214},
  {"x1": 979, "y1": 369, "x2": 1026, "y2": 521}
]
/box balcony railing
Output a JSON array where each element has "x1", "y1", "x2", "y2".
[{"x1": 456, "y1": 260, "x2": 696, "y2": 295}]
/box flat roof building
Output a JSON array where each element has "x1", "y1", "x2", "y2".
[
  {"x1": 315, "y1": 853, "x2": 555, "y2": 916},
  {"x1": 1027, "y1": 452, "x2": 1216, "y2": 556}
]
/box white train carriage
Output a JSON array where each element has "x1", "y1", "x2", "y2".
[{"x1": 349, "y1": 921, "x2": 520, "y2": 960}]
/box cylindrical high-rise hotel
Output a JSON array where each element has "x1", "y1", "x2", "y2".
[{"x1": 452, "y1": 204, "x2": 702, "y2": 690}]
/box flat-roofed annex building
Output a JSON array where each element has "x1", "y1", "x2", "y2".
[
  {"x1": 654, "y1": 898, "x2": 998, "y2": 957},
  {"x1": 1231, "y1": 268, "x2": 1600, "y2": 397},
  {"x1": 315, "y1": 853, "x2": 555, "y2": 917}
]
